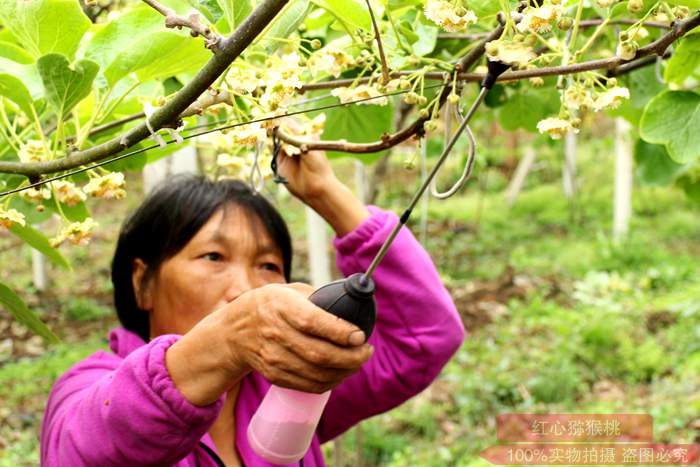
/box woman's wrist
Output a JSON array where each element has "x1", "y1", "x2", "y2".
[
  {"x1": 305, "y1": 180, "x2": 370, "y2": 237},
  {"x1": 165, "y1": 319, "x2": 248, "y2": 407}
]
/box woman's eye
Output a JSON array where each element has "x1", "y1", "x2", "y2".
[
  {"x1": 203, "y1": 252, "x2": 223, "y2": 262},
  {"x1": 261, "y1": 262, "x2": 282, "y2": 273}
]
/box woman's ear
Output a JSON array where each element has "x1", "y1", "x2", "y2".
[{"x1": 132, "y1": 258, "x2": 153, "y2": 311}]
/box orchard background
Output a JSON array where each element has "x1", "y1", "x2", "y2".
[{"x1": 0, "y1": 0, "x2": 700, "y2": 464}]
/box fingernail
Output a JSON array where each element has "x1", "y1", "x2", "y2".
[{"x1": 348, "y1": 330, "x2": 365, "y2": 346}]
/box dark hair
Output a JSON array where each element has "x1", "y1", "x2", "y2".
[{"x1": 111, "y1": 175, "x2": 292, "y2": 342}]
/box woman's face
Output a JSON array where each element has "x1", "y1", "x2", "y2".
[{"x1": 134, "y1": 205, "x2": 287, "y2": 338}]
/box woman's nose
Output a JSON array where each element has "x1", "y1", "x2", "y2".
[{"x1": 223, "y1": 266, "x2": 255, "y2": 303}]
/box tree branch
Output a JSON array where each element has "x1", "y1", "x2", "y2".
[
  {"x1": 0, "y1": 0, "x2": 289, "y2": 177},
  {"x1": 142, "y1": 0, "x2": 222, "y2": 50},
  {"x1": 437, "y1": 18, "x2": 671, "y2": 40},
  {"x1": 365, "y1": 0, "x2": 390, "y2": 84}
]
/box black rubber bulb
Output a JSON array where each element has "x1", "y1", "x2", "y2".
[{"x1": 307, "y1": 273, "x2": 376, "y2": 340}]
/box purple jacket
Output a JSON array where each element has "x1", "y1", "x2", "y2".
[{"x1": 41, "y1": 207, "x2": 465, "y2": 466}]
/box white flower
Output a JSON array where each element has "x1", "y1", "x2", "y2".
[
  {"x1": 0, "y1": 208, "x2": 25, "y2": 229},
  {"x1": 52, "y1": 180, "x2": 86, "y2": 207},
  {"x1": 593, "y1": 86, "x2": 630, "y2": 111},
  {"x1": 425, "y1": 0, "x2": 478, "y2": 32},
  {"x1": 227, "y1": 67, "x2": 264, "y2": 95},
  {"x1": 50, "y1": 218, "x2": 98, "y2": 247},
  {"x1": 331, "y1": 84, "x2": 388, "y2": 106},
  {"x1": 83, "y1": 172, "x2": 126, "y2": 199},
  {"x1": 485, "y1": 39, "x2": 537, "y2": 67},
  {"x1": 20, "y1": 187, "x2": 51, "y2": 202},
  {"x1": 18, "y1": 140, "x2": 49, "y2": 163},
  {"x1": 516, "y1": 4, "x2": 562, "y2": 34},
  {"x1": 308, "y1": 48, "x2": 354, "y2": 78},
  {"x1": 564, "y1": 84, "x2": 595, "y2": 111},
  {"x1": 616, "y1": 40, "x2": 638, "y2": 60},
  {"x1": 537, "y1": 117, "x2": 579, "y2": 139},
  {"x1": 230, "y1": 122, "x2": 266, "y2": 146}
]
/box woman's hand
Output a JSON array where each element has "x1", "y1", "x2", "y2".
[
  {"x1": 227, "y1": 282, "x2": 373, "y2": 393},
  {"x1": 276, "y1": 148, "x2": 371, "y2": 236},
  {"x1": 275, "y1": 148, "x2": 337, "y2": 205},
  {"x1": 166, "y1": 283, "x2": 374, "y2": 405}
]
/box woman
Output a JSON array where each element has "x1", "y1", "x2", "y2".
[{"x1": 40, "y1": 149, "x2": 465, "y2": 466}]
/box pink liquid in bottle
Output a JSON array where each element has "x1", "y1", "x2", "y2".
[{"x1": 247, "y1": 386, "x2": 331, "y2": 464}]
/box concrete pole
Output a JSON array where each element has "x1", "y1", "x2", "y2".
[
  {"x1": 613, "y1": 118, "x2": 633, "y2": 242},
  {"x1": 562, "y1": 131, "x2": 577, "y2": 199}
]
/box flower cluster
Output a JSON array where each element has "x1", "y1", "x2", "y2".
[
  {"x1": 227, "y1": 66, "x2": 265, "y2": 95},
  {"x1": 308, "y1": 48, "x2": 354, "y2": 78},
  {"x1": 18, "y1": 140, "x2": 49, "y2": 163},
  {"x1": 258, "y1": 52, "x2": 304, "y2": 112},
  {"x1": 424, "y1": 0, "x2": 478, "y2": 32},
  {"x1": 331, "y1": 84, "x2": 388, "y2": 106},
  {"x1": 20, "y1": 187, "x2": 51, "y2": 203},
  {"x1": 485, "y1": 39, "x2": 536, "y2": 68},
  {"x1": 0, "y1": 207, "x2": 25, "y2": 229},
  {"x1": 536, "y1": 117, "x2": 580, "y2": 139},
  {"x1": 83, "y1": 172, "x2": 126, "y2": 199},
  {"x1": 516, "y1": 2, "x2": 563, "y2": 34},
  {"x1": 50, "y1": 218, "x2": 98, "y2": 247},
  {"x1": 52, "y1": 180, "x2": 86, "y2": 207}
]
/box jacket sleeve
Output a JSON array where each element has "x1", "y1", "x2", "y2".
[
  {"x1": 317, "y1": 206, "x2": 465, "y2": 443},
  {"x1": 40, "y1": 334, "x2": 224, "y2": 466}
]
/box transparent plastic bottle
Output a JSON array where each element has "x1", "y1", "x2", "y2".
[
  {"x1": 247, "y1": 273, "x2": 376, "y2": 464},
  {"x1": 247, "y1": 387, "x2": 331, "y2": 464}
]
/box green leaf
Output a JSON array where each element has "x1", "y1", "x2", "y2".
[
  {"x1": 104, "y1": 31, "x2": 210, "y2": 86},
  {"x1": 84, "y1": 7, "x2": 165, "y2": 74},
  {"x1": 666, "y1": 0, "x2": 700, "y2": 8},
  {"x1": 9, "y1": 223, "x2": 70, "y2": 270},
  {"x1": 664, "y1": 34, "x2": 700, "y2": 85},
  {"x1": 0, "y1": 41, "x2": 34, "y2": 64},
  {"x1": 0, "y1": 74, "x2": 34, "y2": 116},
  {"x1": 639, "y1": 90, "x2": 700, "y2": 164},
  {"x1": 321, "y1": 101, "x2": 394, "y2": 164},
  {"x1": 37, "y1": 54, "x2": 99, "y2": 117},
  {"x1": 0, "y1": 281, "x2": 59, "y2": 343},
  {"x1": 484, "y1": 84, "x2": 507, "y2": 108},
  {"x1": 189, "y1": 0, "x2": 224, "y2": 23},
  {"x1": 311, "y1": 0, "x2": 370, "y2": 31},
  {"x1": 469, "y1": 0, "x2": 501, "y2": 19},
  {"x1": 0, "y1": 58, "x2": 44, "y2": 100},
  {"x1": 499, "y1": 88, "x2": 560, "y2": 132},
  {"x1": 0, "y1": 0, "x2": 90, "y2": 60},
  {"x1": 259, "y1": 0, "x2": 312, "y2": 53},
  {"x1": 413, "y1": 16, "x2": 438, "y2": 56},
  {"x1": 217, "y1": 0, "x2": 252, "y2": 31},
  {"x1": 634, "y1": 139, "x2": 683, "y2": 186}
]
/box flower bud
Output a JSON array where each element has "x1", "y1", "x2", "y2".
[
  {"x1": 419, "y1": 108, "x2": 430, "y2": 119},
  {"x1": 399, "y1": 79, "x2": 411, "y2": 89},
  {"x1": 310, "y1": 39, "x2": 322, "y2": 49},
  {"x1": 557, "y1": 17, "x2": 572, "y2": 30},
  {"x1": 529, "y1": 77, "x2": 545, "y2": 87},
  {"x1": 627, "y1": 0, "x2": 643, "y2": 13},
  {"x1": 418, "y1": 95, "x2": 428, "y2": 105},
  {"x1": 447, "y1": 93, "x2": 461, "y2": 104},
  {"x1": 424, "y1": 120, "x2": 438, "y2": 131}
]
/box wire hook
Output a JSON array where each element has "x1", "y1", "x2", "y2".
[
  {"x1": 429, "y1": 100, "x2": 478, "y2": 199},
  {"x1": 270, "y1": 129, "x2": 289, "y2": 185},
  {"x1": 249, "y1": 140, "x2": 265, "y2": 193}
]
